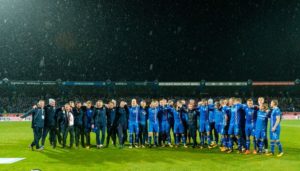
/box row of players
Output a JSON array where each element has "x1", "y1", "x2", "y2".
[{"x1": 20, "y1": 97, "x2": 283, "y2": 157}]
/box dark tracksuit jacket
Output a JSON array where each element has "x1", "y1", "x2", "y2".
[
  {"x1": 73, "y1": 107, "x2": 85, "y2": 147},
  {"x1": 186, "y1": 109, "x2": 198, "y2": 147},
  {"x1": 42, "y1": 105, "x2": 60, "y2": 147},
  {"x1": 58, "y1": 110, "x2": 74, "y2": 147},
  {"x1": 83, "y1": 107, "x2": 94, "y2": 146},
  {"x1": 106, "y1": 107, "x2": 117, "y2": 146},
  {"x1": 21, "y1": 108, "x2": 45, "y2": 149},
  {"x1": 92, "y1": 107, "x2": 107, "y2": 145},
  {"x1": 116, "y1": 106, "x2": 129, "y2": 145}
]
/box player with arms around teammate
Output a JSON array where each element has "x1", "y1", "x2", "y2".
[
  {"x1": 158, "y1": 99, "x2": 173, "y2": 147},
  {"x1": 172, "y1": 101, "x2": 187, "y2": 148},
  {"x1": 198, "y1": 99, "x2": 213, "y2": 149},
  {"x1": 227, "y1": 98, "x2": 244, "y2": 153},
  {"x1": 148, "y1": 100, "x2": 159, "y2": 148},
  {"x1": 219, "y1": 99, "x2": 231, "y2": 152},
  {"x1": 266, "y1": 100, "x2": 284, "y2": 157},
  {"x1": 243, "y1": 99, "x2": 258, "y2": 154},
  {"x1": 213, "y1": 101, "x2": 223, "y2": 147},
  {"x1": 128, "y1": 99, "x2": 140, "y2": 148}
]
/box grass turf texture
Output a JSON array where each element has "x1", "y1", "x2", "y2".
[{"x1": 0, "y1": 121, "x2": 299, "y2": 171}]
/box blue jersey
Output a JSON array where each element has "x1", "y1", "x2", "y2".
[
  {"x1": 158, "y1": 106, "x2": 172, "y2": 122},
  {"x1": 148, "y1": 107, "x2": 159, "y2": 123},
  {"x1": 270, "y1": 107, "x2": 281, "y2": 129},
  {"x1": 221, "y1": 106, "x2": 231, "y2": 126},
  {"x1": 208, "y1": 104, "x2": 215, "y2": 123},
  {"x1": 139, "y1": 107, "x2": 148, "y2": 125},
  {"x1": 214, "y1": 108, "x2": 223, "y2": 125},
  {"x1": 256, "y1": 110, "x2": 267, "y2": 130},
  {"x1": 229, "y1": 103, "x2": 243, "y2": 126},
  {"x1": 129, "y1": 106, "x2": 139, "y2": 123},
  {"x1": 198, "y1": 105, "x2": 209, "y2": 122},
  {"x1": 171, "y1": 108, "x2": 185, "y2": 125},
  {"x1": 244, "y1": 106, "x2": 257, "y2": 126}
]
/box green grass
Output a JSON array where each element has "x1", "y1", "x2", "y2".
[{"x1": 0, "y1": 121, "x2": 300, "y2": 171}]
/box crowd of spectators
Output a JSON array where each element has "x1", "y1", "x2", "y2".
[{"x1": 0, "y1": 94, "x2": 299, "y2": 114}]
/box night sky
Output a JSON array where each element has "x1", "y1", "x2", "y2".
[{"x1": 0, "y1": 0, "x2": 299, "y2": 81}]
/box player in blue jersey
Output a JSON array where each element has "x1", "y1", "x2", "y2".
[
  {"x1": 255, "y1": 103, "x2": 268, "y2": 154},
  {"x1": 227, "y1": 98, "x2": 244, "y2": 153},
  {"x1": 148, "y1": 100, "x2": 159, "y2": 148},
  {"x1": 220, "y1": 99, "x2": 231, "y2": 152},
  {"x1": 266, "y1": 100, "x2": 284, "y2": 157},
  {"x1": 167, "y1": 99, "x2": 175, "y2": 143},
  {"x1": 197, "y1": 99, "x2": 213, "y2": 149},
  {"x1": 158, "y1": 99, "x2": 173, "y2": 147},
  {"x1": 243, "y1": 99, "x2": 258, "y2": 154},
  {"x1": 214, "y1": 101, "x2": 223, "y2": 147},
  {"x1": 208, "y1": 99, "x2": 218, "y2": 146},
  {"x1": 172, "y1": 101, "x2": 187, "y2": 148},
  {"x1": 258, "y1": 97, "x2": 269, "y2": 153},
  {"x1": 128, "y1": 99, "x2": 140, "y2": 148}
]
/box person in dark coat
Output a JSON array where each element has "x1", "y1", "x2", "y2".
[
  {"x1": 106, "y1": 101, "x2": 118, "y2": 147},
  {"x1": 58, "y1": 103, "x2": 75, "y2": 148},
  {"x1": 73, "y1": 101, "x2": 85, "y2": 148},
  {"x1": 92, "y1": 100, "x2": 107, "y2": 149},
  {"x1": 41, "y1": 99, "x2": 61, "y2": 149},
  {"x1": 21, "y1": 100, "x2": 46, "y2": 151}
]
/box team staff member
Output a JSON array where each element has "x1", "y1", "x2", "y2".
[
  {"x1": 21, "y1": 100, "x2": 46, "y2": 151},
  {"x1": 106, "y1": 101, "x2": 118, "y2": 147},
  {"x1": 73, "y1": 101, "x2": 85, "y2": 148},
  {"x1": 92, "y1": 100, "x2": 107, "y2": 149},
  {"x1": 58, "y1": 103, "x2": 75, "y2": 148},
  {"x1": 139, "y1": 100, "x2": 148, "y2": 148},
  {"x1": 41, "y1": 99, "x2": 60, "y2": 149},
  {"x1": 83, "y1": 101, "x2": 93, "y2": 149},
  {"x1": 116, "y1": 101, "x2": 128, "y2": 148}
]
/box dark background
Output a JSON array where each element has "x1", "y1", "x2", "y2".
[{"x1": 0, "y1": 0, "x2": 299, "y2": 81}]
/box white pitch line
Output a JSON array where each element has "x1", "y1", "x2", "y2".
[{"x1": 0, "y1": 158, "x2": 25, "y2": 164}]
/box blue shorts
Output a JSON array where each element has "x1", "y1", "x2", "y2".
[
  {"x1": 215, "y1": 124, "x2": 223, "y2": 133},
  {"x1": 129, "y1": 122, "x2": 139, "y2": 134},
  {"x1": 148, "y1": 122, "x2": 159, "y2": 133},
  {"x1": 255, "y1": 129, "x2": 266, "y2": 140},
  {"x1": 199, "y1": 121, "x2": 210, "y2": 132},
  {"x1": 174, "y1": 123, "x2": 184, "y2": 134},
  {"x1": 160, "y1": 121, "x2": 170, "y2": 133},
  {"x1": 245, "y1": 124, "x2": 255, "y2": 137},
  {"x1": 270, "y1": 129, "x2": 280, "y2": 141},
  {"x1": 228, "y1": 124, "x2": 240, "y2": 136}
]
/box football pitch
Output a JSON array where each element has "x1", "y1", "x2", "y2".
[{"x1": 0, "y1": 121, "x2": 299, "y2": 171}]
